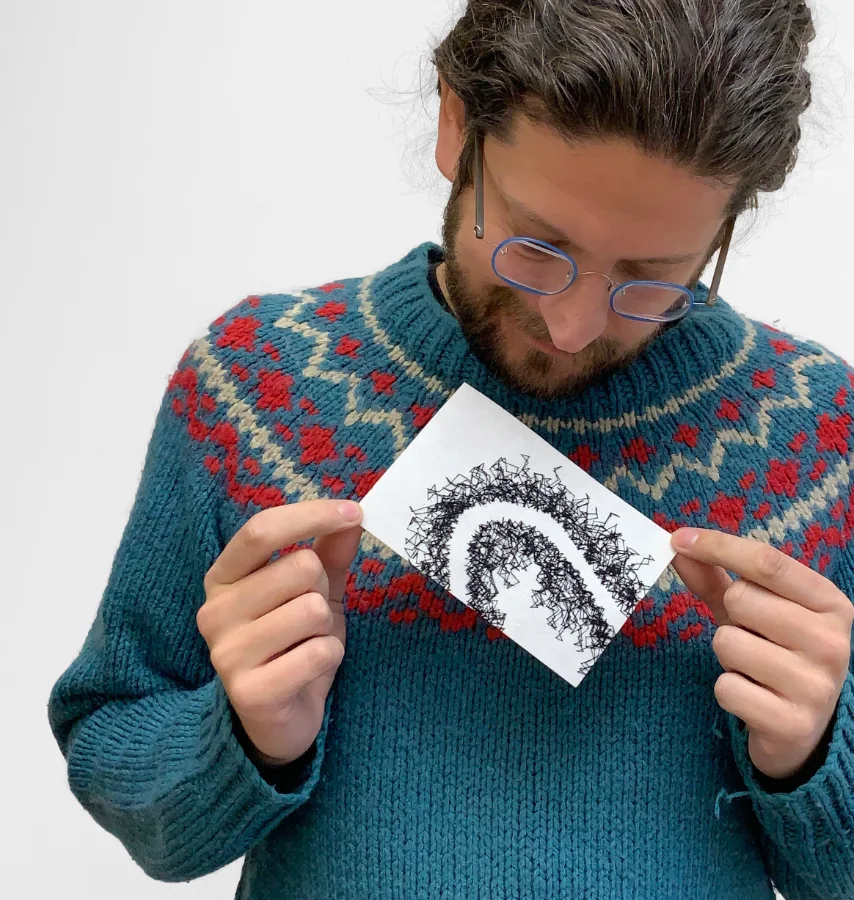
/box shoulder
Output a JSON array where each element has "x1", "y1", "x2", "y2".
[
  {"x1": 203, "y1": 274, "x2": 367, "y2": 375},
  {"x1": 179, "y1": 273, "x2": 370, "y2": 421},
  {"x1": 724, "y1": 312, "x2": 854, "y2": 428},
  {"x1": 162, "y1": 272, "x2": 396, "y2": 528},
  {"x1": 717, "y1": 314, "x2": 854, "y2": 571}
]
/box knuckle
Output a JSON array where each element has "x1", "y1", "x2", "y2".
[
  {"x1": 195, "y1": 602, "x2": 217, "y2": 639},
  {"x1": 208, "y1": 628, "x2": 249, "y2": 677},
  {"x1": 805, "y1": 673, "x2": 839, "y2": 710},
  {"x1": 202, "y1": 569, "x2": 217, "y2": 596},
  {"x1": 242, "y1": 513, "x2": 272, "y2": 550},
  {"x1": 302, "y1": 592, "x2": 334, "y2": 632},
  {"x1": 816, "y1": 632, "x2": 851, "y2": 672},
  {"x1": 836, "y1": 596, "x2": 854, "y2": 627},
  {"x1": 756, "y1": 545, "x2": 788, "y2": 581},
  {"x1": 196, "y1": 591, "x2": 236, "y2": 641},
  {"x1": 308, "y1": 636, "x2": 344, "y2": 673},
  {"x1": 711, "y1": 624, "x2": 737, "y2": 658},
  {"x1": 225, "y1": 674, "x2": 260, "y2": 715},
  {"x1": 290, "y1": 548, "x2": 324, "y2": 584},
  {"x1": 713, "y1": 671, "x2": 738, "y2": 708},
  {"x1": 722, "y1": 579, "x2": 749, "y2": 614},
  {"x1": 208, "y1": 641, "x2": 235, "y2": 677}
]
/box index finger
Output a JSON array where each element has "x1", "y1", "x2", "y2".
[
  {"x1": 670, "y1": 527, "x2": 839, "y2": 614},
  {"x1": 207, "y1": 499, "x2": 362, "y2": 587}
]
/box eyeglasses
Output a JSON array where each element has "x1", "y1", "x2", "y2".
[{"x1": 472, "y1": 131, "x2": 734, "y2": 323}]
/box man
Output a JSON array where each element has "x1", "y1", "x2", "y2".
[{"x1": 49, "y1": 1, "x2": 854, "y2": 898}]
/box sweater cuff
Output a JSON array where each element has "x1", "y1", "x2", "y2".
[
  {"x1": 729, "y1": 673, "x2": 854, "y2": 868},
  {"x1": 229, "y1": 698, "x2": 323, "y2": 795},
  {"x1": 198, "y1": 677, "x2": 331, "y2": 813},
  {"x1": 68, "y1": 677, "x2": 330, "y2": 874}
]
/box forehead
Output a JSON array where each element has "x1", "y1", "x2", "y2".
[{"x1": 485, "y1": 116, "x2": 733, "y2": 257}]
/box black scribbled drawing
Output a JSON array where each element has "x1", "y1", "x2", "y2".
[{"x1": 405, "y1": 456, "x2": 652, "y2": 674}]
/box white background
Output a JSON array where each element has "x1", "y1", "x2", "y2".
[{"x1": 1, "y1": 1, "x2": 852, "y2": 897}]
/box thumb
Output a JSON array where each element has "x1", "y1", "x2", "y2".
[
  {"x1": 313, "y1": 524, "x2": 363, "y2": 603},
  {"x1": 670, "y1": 552, "x2": 732, "y2": 626}
]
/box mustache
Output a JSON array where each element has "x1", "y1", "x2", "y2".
[
  {"x1": 487, "y1": 286, "x2": 623, "y2": 359},
  {"x1": 485, "y1": 286, "x2": 548, "y2": 339}
]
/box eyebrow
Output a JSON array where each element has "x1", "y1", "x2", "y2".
[{"x1": 502, "y1": 193, "x2": 703, "y2": 266}]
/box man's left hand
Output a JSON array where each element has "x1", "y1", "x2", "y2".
[{"x1": 671, "y1": 528, "x2": 853, "y2": 780}]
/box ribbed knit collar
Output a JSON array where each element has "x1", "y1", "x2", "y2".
[{"x1": 370, "y1": 241, "x2": 749, "y2": 425}]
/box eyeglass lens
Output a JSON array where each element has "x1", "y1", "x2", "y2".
[{"x1": 493, "y1": 240, "x2": 693, "y2": 322}]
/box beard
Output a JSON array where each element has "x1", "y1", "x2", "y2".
[{"x1": 439, "y1": 185, "x2": 663, "y2": 401}]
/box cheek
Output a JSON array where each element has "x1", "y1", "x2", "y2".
[
  {"x1": 459, "y1": 230, "x2": 508, "y2": 291},
  {"x1": 455, "y1": 230, "x2": 496, "y2": 289},
  {"x1": 475, "y1": 244, "x2": 502, "y2": 287}
]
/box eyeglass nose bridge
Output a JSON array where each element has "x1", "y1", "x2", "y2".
[
  {"x1": 572, "y1": 269, "x2": 617, "y2": 294},
  {"x1": 544, "y1": 266, "x2": 618, "y2": 299}
]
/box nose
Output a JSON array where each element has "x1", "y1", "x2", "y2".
[{"x1": 537, "y1": 272, "x2": 611, "y2": 353}]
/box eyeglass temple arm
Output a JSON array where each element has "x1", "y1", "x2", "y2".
[
  {"x1": 706, "y1": 217, "x2": 735, "y2": 307},
  {"x1": 473, "y1": 131, "x2": 485, "y2": 239}
]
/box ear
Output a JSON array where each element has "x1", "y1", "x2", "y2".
[{"x1": 435, "y1": 75, "x2": 467, "y2": 183}]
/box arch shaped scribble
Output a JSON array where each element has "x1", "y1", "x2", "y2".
[{"x1": 405, "y1": 456, "x2": 651, "y2": 672}]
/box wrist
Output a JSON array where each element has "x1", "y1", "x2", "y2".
[{"x1": 228, "y1": 704, "x2": 318, "y2": 791}]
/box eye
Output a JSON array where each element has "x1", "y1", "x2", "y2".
[
  {"x1": 620, "y1": 263, "x2": 662, "y2": 282},
  {"x1": 516, "y1": 243, "x2": 552, "y2": 261},
  {"x1": 503, "y1": 239, "x2": 558, "y2": 264}
]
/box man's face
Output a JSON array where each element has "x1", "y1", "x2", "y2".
[{"x1": 435, "y1": 96, "x2": 734, "y2": 399}]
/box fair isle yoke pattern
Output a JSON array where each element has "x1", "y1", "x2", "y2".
[
  {"x1": 49, "y1": 241, "x2": 854, "y2": 899},
  {"x1": 175, "y1": 242, "x2": 854, "y2": 650}
]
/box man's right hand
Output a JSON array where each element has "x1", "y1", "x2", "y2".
[{"x1": 197, "y1": 499, "x2": 363, "y2": 767}]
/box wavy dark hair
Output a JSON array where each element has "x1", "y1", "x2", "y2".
[{"x1": 432, "y1": 0, "x2": 816, "y2": 220}]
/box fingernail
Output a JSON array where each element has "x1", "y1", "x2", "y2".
[
  {"x1": 671, "y1": 528, "x2": 699, "y2": 549},
  {"x1": 339, "y1": 501, "x2": 362, "y2": 522}
]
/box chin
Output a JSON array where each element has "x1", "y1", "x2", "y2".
[
  {"x1": 487, "y1": 349, "x2": 582, "y2": 399},
  {"x1": 498, "y1": 340, "x2": 642, "y2": 400}
]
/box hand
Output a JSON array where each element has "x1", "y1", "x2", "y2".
[
  {"x1": 671, "y1": 528, "x2": 853, "y2": 780},
  {"x1": 197, "y1": 499, "x2": 363, "y2": 766}
]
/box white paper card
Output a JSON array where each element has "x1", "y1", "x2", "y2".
[{"x1": 360, "y1": 383, "x2": 675, "y2": 686}]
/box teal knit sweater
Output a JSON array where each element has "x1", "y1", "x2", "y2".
[{"x1": 49, "y1": 242, "x2": 854, "y2": 899}]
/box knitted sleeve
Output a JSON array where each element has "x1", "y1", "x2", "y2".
[
  {"x1": 47, "y1": 343, "x2": 330, "y2": 882},
  {"x1": 725, "y1": 547, "x2": 854, "y2": 900}
]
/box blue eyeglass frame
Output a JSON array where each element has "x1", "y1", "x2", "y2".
[{"x1": 471, "y1": 131, "x2": 735, "y2": 322}]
